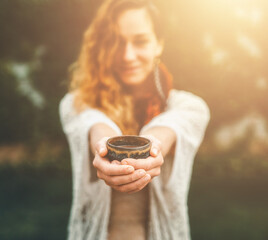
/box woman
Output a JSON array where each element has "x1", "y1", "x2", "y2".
[{"x1": 59, "y1": 0, "x2": 210, "y2": 239}]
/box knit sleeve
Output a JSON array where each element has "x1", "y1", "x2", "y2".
[
  {"x1": 140, "y1": 89, "x2": 210, "y2": 190},
  {"x1": 59, "y1": 93, "x2": 122, "y2": 203}
]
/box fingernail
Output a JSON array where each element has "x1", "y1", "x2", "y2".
[
  {"x1": 138, "y1": 170, "x2": 146, "y2": 177},
  {"x1": 122, "y1": 160, "x2": 128, "y2": 165},
  {"x1": 100, "y1": 147, "x2": 105, "y2": 153},
  {"x1": 152, "y1": 148, "x2": 158, "y2": 155},
  {"x1": 145, "y1": 174, "x2": 151, "y2": 181},
  {"x1": 127, "y1": 166, "x2": 134, "y2": 172}
]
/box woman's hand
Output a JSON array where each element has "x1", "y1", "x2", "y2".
[
  {"x1": 92, "y1": 137, "x2": 152, "y2": 193},
  {"x1": 121, "y1": 135, "x2": 164, "y2": 180}
]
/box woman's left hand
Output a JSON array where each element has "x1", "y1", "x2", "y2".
[{"x1": 121, "y1": 135, "x2": 164, "y2": 180}]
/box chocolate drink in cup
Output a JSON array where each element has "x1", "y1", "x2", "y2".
[{"x1": 106, "y1": 136, "x2": 151, "y2": 161}]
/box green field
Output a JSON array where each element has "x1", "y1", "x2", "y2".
[
  {"x1": 0, "y1": 152, "x2": 267, "y2": 240},
  {"x1": 189, "y1": 155, "x2": 268, "y2": 240}
]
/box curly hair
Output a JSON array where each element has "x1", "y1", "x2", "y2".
[{"x1": 69, "y1": 0, "x2": 171, "y2": 134}]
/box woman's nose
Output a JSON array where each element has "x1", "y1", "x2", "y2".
[{"x1": 123, "y1": 43, "x2": 136, "y2": 61}]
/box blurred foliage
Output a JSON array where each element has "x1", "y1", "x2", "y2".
[
  {"x1": 0, "y1": 0, "x2": 101, "y2": 144},
  {"x1": 159, "y1": 0, "x2": 268, "y2": 137},
  {"x1": 0, "y1": 151, "x2": 267, "y2": 240},
  {"x1": 0, "y1": 0, "x2": 267, "y2": 146}
]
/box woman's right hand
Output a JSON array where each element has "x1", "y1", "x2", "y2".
[{"x1": 92, "y1": 137, "x2": 151, "y2": 193}]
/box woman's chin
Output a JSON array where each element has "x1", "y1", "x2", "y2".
[{"x1": 120, "y1": 75, "x2": 146, "y2": 86}]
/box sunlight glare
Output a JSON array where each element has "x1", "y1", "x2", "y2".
[
  {"x1": 203, "y1": 33, "x2": 214, "y2": 49},
  {"x1": 237, "y1": 34, "x2": 261, "y2": 58},
  {"x1": 256, "y1": 77, "x2": 267, "y2": 90},
  {"x1": 235, "y1": 7, "x2": 262, "y2": 25},
  {"x1": 212, "y1": 49, "x2": 228, "y2": 65}
]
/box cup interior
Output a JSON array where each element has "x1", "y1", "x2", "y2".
[{"x1": 107, "y1": 136, "x2": 150, "y2": 150}]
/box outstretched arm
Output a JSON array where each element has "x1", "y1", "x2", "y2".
[
  {"x1": 142, "y1": 126, "x2": 176, "y2": 157},
  {"x1": 122, "y1": 90, "x2": 210, "y2": 184}
]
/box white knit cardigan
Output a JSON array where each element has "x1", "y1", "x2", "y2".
[{"x1": 59, "y1": 89, "x2": 210, "y2": 240}]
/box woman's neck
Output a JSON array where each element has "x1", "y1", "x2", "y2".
[{"x1": 123, "y1": 78, "x2": 153, "y2": 99}]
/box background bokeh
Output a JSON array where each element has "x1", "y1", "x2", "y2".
[{"x1": 0, "y1": 0, "x2": 267, "y2": 239}]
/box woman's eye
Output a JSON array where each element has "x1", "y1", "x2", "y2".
[{"x1": 134, "y1": 39, "x2": 148, "y2": 46}]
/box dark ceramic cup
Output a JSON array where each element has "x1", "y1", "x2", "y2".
[{"x1": 106, "y1": 135, "x2": 151, "y2": 161}]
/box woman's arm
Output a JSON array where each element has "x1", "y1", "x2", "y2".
[
  {"x1": 142, "y1": 126, "x2": 176, "y2": 157},
  {"x1": 89, "y1": 123, "x2": 118, "y2": 154},
  {"x1": 60, "y1": 94, "x2": 150, "y2": 194},
  {"x1": 89, "y1": 124, "x2": 176, "y2": 157},
  {"x1": 121, "y1": 90, "x2": 210, "y2": 183}
]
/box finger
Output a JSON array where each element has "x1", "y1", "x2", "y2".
[
  {"x1": 93, "y1": 155, "x2": 134, "y2": 176},
  {"x1": 95, "y1": 137, "x2": 109, "y2": 157},
  {"x1": 112, "y1": 174, "x2": 151, "y2": 193},
  {"x1": 146, "y1": 167, "x2": 161, "y2": 178},
  {"x1": 150, "y1": 140, "x2": 161, "y2": 157},
  {"x1": 150, "y1": 145, "x2": 159, "y2": 157},
  {"x1": 98, "y1": 169, "x2": 146, "y2": 186},
  {"x1": 111, "y1": 160, "x2": 121, "y2": 165},
  {"x1": 125, "y1": 174, "x2": 151, "y2": 194},
  {"x1": 121, "y1": 154, "x2": 163, "y2": 171},
  {"x1": 140, "y1": 135, "x2": 161, "y2": 157}
]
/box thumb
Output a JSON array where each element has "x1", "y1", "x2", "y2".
[
  {"x1": 95, "y1": 137, "x2": 109, "y2": 157},
  {"x1": 150, "y1": 144, "x2": 159, "y2": 157}
]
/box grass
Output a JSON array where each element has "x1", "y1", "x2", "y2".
[
  {"x1": 189, "y1": 154, "x2": 268, "y2": 240},
  {"x1": 0, "y1": 151, "x2": 267, "y2": 240},
  {"x1": 0, "y1": 158, "x2": 72, "y2": 240}
]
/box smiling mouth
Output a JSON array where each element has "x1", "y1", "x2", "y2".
[{"x1": 120, "y1": 66, "x2": 140, "y2": 74}]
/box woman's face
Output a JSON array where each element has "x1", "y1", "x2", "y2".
[{"x1": 114, "y1": 8, "x2": 163, "y2": 86}]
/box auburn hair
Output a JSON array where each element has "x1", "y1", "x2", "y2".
[{"x1": 69, "y1": 0, "x2": 172, "y2": 134}]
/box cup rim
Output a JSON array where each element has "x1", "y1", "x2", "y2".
[{"x1": 107, "y1": 135, "x2": 151, "y2": 151}]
